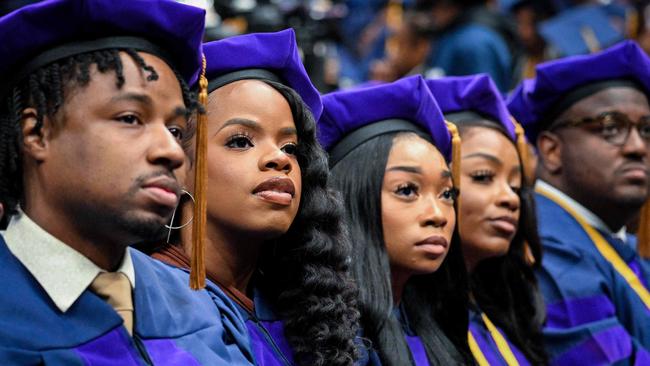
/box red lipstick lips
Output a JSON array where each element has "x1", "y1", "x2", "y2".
[{"x1": 253, "y1": 177, "x2": 296, "y2": 206}]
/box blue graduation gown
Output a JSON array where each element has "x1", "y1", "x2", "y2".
[
  {"x1": 225, "y1": 288, "x2": 295, "y2": 366},
  {"x1": 394, "y1": 304, "x2": 430, "y2": 366},
  {"x1": 224, "y1": 288, "x2": 377, "y2": 366},
  {"x1": 0, "y1": 234, "x2": 253, "y2": 365},
  {"x1": 534, "y1": 192, "x2": 650, "y2": 365},
  {"x1": 468, "y1": 308, "x2": 531, "y2": 365}
]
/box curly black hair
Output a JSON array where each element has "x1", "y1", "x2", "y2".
[
  {"x1": 256, "y1": 80, "x2": 360, "y2": 366},
  {"x1": 455, "y1": 120, "x2": 548, "y2": 365},
  {"x1": 144, "y1": 78, "x2": 360, "y2": 365},
  {"x1": 0, "y1": 48, "x2": 198, "y2": 227},
  {"x1": 330, "y1": 132, "x2": 473, "y2": 366}
]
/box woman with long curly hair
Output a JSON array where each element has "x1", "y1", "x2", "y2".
[
  {"x1": 318, "y1": 75, "x2": 473, "y2": 366},
  {"x1": 148, "y1": 30, "x2": 360, "y2": 366},
  {"x1": 426, "y1": 74, "x2": 548, "y2": 365}
]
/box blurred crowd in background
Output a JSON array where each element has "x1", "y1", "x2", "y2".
[{"x1": 4, "y1": 0, "x2": 649, "y2": 94}]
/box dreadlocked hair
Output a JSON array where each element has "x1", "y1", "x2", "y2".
[
  {"x1": 0, "y1": 48, "x2": 199, "y2": 225},
  {"x1": 256, "y1": 80, "x2": 361, "y2": 366}
]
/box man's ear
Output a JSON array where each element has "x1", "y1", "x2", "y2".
[
  {"x1": 537, "y1": 131, "x2": 562, "y2": 174},
  {"x1": 21, "y1": 108, "x2": 52, "y2": 162}
]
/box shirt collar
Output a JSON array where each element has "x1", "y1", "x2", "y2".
[
  {"x1": 536, "y1": 180, "x2": 627, "y2": 241},
  {"x1": 2, "y1": 210, "x2": 136, "y2": 313}
]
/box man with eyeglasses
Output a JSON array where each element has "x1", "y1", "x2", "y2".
[{"x1": 508, "y1": 41, "x2": 650, "y2": 365}]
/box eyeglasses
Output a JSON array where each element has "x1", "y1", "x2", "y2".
[{"x1": 549, "y1": 111, "x2": 650, "y2": 146}]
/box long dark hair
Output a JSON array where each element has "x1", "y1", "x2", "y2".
[
  {"x1": 245, "y1": 80, "x2": 360, "y2": 366},
  {"x1": 0, "y1": 49, "x2": 198, "y2": 228},
  {"x1": 456, "y1": 120, "x2": 548, "y2": 365},
  {"x1": 330, "y1": 132, "x2": 473, "y2": 366}
]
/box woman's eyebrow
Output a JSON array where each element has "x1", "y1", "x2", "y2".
[
  {"x1": 218, "y1": 118, "x2": 261, "y2": 133},
  {"x1": 462, "y1": 152, "x2": 502, "y2": 165},
  {"x1": 386, "y1": 165, "x2": 423, "y2": 174}
]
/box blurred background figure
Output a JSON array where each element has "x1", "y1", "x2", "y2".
[
  {"x1": 419, "y1": 0, "x2": 518, "y2": 91},
  {"x1": 370, "y1": 0, "x2": 519, "y2": 91},
  {"x1": 503, "y1": 0, "x2": 556, "y2": 80}
]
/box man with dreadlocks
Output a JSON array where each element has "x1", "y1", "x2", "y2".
[{"x1": 0, "y1": 0, "x2": 253, "y2": 365}]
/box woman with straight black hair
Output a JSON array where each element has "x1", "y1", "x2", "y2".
[
  {"x1": 426, "y1": 74, "x2": 548, "y2": 365},
  {"x1": 148, "y1": 30, "x2": 360, "y2": 366},
  {"x1": 318, "y1": 75, "x2": 473, "y2": 366}
]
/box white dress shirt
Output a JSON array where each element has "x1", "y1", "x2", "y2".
[{"x1": 1, "y1": 210, "x2": 135, "y2": 313}]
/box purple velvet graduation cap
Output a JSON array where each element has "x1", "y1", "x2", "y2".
[
  {"x1": 0, "y1": 0, "x2": 206, "y2": 95},
  {"x1": 202, "y1": 29, "x2": 323, "y2": 121},
  {"x1": 426, "y1": 74, "x2": 535, "y2": 183},
  {"x1": 507, "y1": 40, "x2": 650, "y2": 143},
  {"x1": 319, "y1": 75, "x2": 452, "y2": 164},
  {"x1": 425, "y1": 74, "x2": 516, "y2": 141}
]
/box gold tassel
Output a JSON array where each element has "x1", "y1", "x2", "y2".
[
  {"x1": 512, "y1": 118, "x2": 531, "y2": 186},
  {"x1": 637, "y1": 200, "x2": 650, "y2": 259},
  {"x1": 190, "y1": 55, "x2": 208, "y2": 290},
  {"x1": 512, "y1": 118, "x2": 536, "y2": 265},
  {"x1": 446, "y1": 121, "x2": 462, "y2": 226},
  {"x1": 445, "y1": 121, "x2": 461, "y2": 191}
]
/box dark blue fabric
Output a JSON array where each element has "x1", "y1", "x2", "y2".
[
  {"x1": 534, "y1": 193, "x2": 650, "y2": 365},
  {"x1": 227, "y1": 288, "x2": 376, "y2": 366},
  {"x1": 230, "y1": 289, "x2": 294, "y2": 366},
  {"x1": 0, "y1": 234, "x2": 254, "y2": 365}
]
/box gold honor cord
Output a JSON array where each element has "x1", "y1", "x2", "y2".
[
  {"x1": 468, "y1": 313, "x2": 521, "y2": 366},
  {"x1": 536, "y1": 185, "x2": 650, "y2": 309},
  {"x1": 481, "y1": 313, "x2": 520, "y2": 366},
  {"x1": 468, "y1": 331, "x2": 490, "y2": 366}
]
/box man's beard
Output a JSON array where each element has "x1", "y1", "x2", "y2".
[
  {"x1": 115, "y1": 170, "x2": 177, "y2": 244},
  {"x1": 113, "y1": 210, "x2": 169, "y2": 243}
]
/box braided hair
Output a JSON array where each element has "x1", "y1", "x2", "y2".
[{"x1": 0, "y1": 49, "x2": 199, "y2": 227}]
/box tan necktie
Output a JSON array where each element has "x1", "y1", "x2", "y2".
[{"x1": 90, "y1": 272, "x2": 134, "y2": 335}]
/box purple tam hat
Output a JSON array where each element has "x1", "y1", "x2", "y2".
[
  {"x1": 319, "y1": 75, "x2": 452, "y2": 165},
  {"x1": 0, "y1": 0, "x2": 206, "y2": 96},
  {"x1": 507, "y1": 40, "x2": 650, "y2": 144},
  {"x1": 425, "y1": 74, "x2": 516, "y2": 141},
  {"x1": 202, "y1": 29, "x2": 323, "y2": 121}
]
